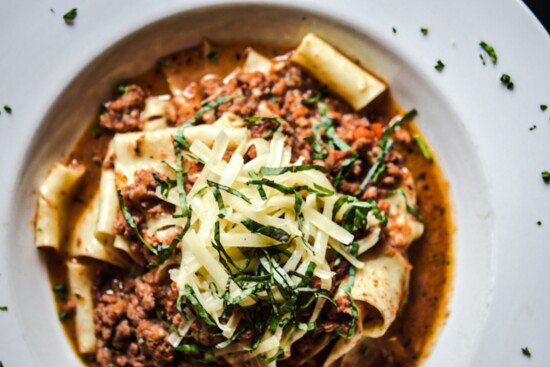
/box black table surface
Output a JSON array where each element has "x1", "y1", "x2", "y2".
[{"x1": 523, "y1": 0, "x2": 550, "y2": 33}]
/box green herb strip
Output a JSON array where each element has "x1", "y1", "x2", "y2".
[
  {"x1": 333, "y1": 152, "x2": 359, "y2": 188},
  {"x1": 357, "y1": 139, "x2": 394, "y2": 193},
  {"x1": 241, "y1": 218, "x2": 291, "y2": 243},
  {"x1": 63, "y1": 8, "x2": 77, "y2": 22},
  {"x1": 175, "y1": 342, "x2": 214, "y2": 355},
  {"x1": 246, "y1": 178, "x2": 332, "y2": 198},
  {"x1": 338, "y1": 284, "x2": 358, "y2": 339},
  {"x1": 371, "y1": 164, "x2": 387, "y2": 184},
  {"x1": 332, "y1": 196, "x2": 387, "y2": 227},
  {"x1": 91, "y1": 124, "x2": 99, "y2": 139},
  {"x1": 244, "y1": 116, "x2": 286, "y2": 140},
  {"x1": 379, "y1": 109, "x2": 418, "y2": 147},
  {"x1": 53, "y1": 283, "x2": 68, "y2": 301},
  {"x1": 414, "y1": 135, "x2": 433, "y2": 161},
  {"x1": 435, "y1": 60, "x2": 445, "y2": 71},
  {"x1": 356, "y1": 110, "x2": 417, "y2": 193},
  {"x1": 304, "y1": 135, "x2": 329, "y2": 160},
  {"x1": 153, "y1": 173, "x2": 173, "y2": 198},
  {"x1": 211, "y1": 187, "x2": 227, "y2": 218},
  {"x1": 171, "y1": 96, "x2": 232, "y2": 219},
  {"x1": 207, "y1": 51, "x2": 220, "y2": 61},
  {"x1": 260, "y1": 164, "x2": 325, "y2": 176},
  {"x1": 479, "y1": 41, "x2": 497, "y2": 63},
  {"x1": 117, "y1": 190, "x2": 158, "y2": 254},
  {"x1": 318, "y1": 102, "x2": 351, "y2": 151},
  {"x1": 249, "y1": 170, "x2": 267, "y2": 200},
  {"x1": 215, "y1": 329, "x2": 245, "y2": 349},
  {"x1": 207, "y1": 180, "x2": 252, "y2": 204},
  {"x1": 148, "y1": 208, "x2": 192, "y2": 268},
  {"x1": 392, "y1": 188, "x2": 424, "y2": 222},
  {"x1": 301, "y1": 89, "x2": 323, "y2": 105},
  {"x1": 347, "y1": 242, "x2": 359, "y2": 288},
  {"x1": 500, "y1": 73, "x2": 514, "y2": 90},
  {"x1": 182, "y1": 285, "x2": 217, "y2": 327},
  {"x1": 173, "y1": 95, "x2": 234, "y2": 152},
  {"x1": 480, "y1": 53, "x2": 486, "y2": 65},
  {"x1": 157, "y1": 308, "x2": 181, "y2": 335}
]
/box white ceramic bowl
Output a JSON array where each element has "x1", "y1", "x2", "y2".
[{"x1": 1, "y1": 1, "x2": 549, "y2": 366}]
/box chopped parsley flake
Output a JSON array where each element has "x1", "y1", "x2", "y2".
[
  {"x1": 479, "y1": 41, "x2": 497, "y2": 63},
  {"x1": 521, "y1": 347, "x2": 531, "y2": 358},
  {"x1": 500, "y1": 74, "x2": 514, "y2": 90},
  {"x1": 63, "y1": 8, "x2": 77, "y2": 22},
  {"x1": 53, "y1": 283, "x2": 69, "y2": 301},
  {"x1": 542, "y1": 171, "x2": 550, "y2": 183},
  {"x1": 529, "y1": 125, "x2": 537, "y2": 131},
  {"x1": 541, "y1": 104, "x2": 548, "y2": 111},
  {"x1": 392, "y1": 27, "x2": 397, "y2": 34},
  {"x1": 301, "y1": 87, "x2": 325, "y2": 105},
  {"x1": 3, "y1": 105, "x2": 12, "y2": 113},
  {"x1": 58, "y1": 310, "x2": 69, "y2": 321},
  {"x1": 537, "y1": 221, "x2": 542, "y2": 226},
  {"x1": 0, "y1": 305, "x2": 7, "y2": 311},
  {"x1": 207, "y1": 51, "x2": 220, "y2": 61},
  {"x1": 91, "y1": 123, "x2": 100, "y2": 139},
  {"x1": 117, "y1": 85, "x2": 128, "y2": 94},
  {"x1": 435, "y1": 60, "x2": 445, "y2": 71},
  {"x1": 420, "y1": 27, "x2": 429, "y2": 35},
  {"x1": 479, "y1": 54, "x2": 486, "y2": 65}
]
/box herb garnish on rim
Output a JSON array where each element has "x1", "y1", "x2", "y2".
[
  {"x1": 63, "y1": 8, "x2": 77, "y2": 23},
  {"x1": 434, "y1": 60, "x2": 445, "y2": 71},
  {"x1": 500, "y1": 74, "x2": 514, "y2": 90},
  {"x1": 479, "y1": 41, "x2": 497, "y2": 63}
]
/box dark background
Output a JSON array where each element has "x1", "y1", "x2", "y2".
[{"x1": 523, "y1": 0, "x2": 550, "y2": 33}]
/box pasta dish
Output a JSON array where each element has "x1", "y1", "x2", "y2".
[{"x1": 35, "y1": 33, "x2": 452, "y2": 366}]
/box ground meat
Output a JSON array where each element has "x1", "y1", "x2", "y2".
[
  {"x1": 92, "y1": 270, "x2": 177, "y2": 367},
  {"x1": 100, "y1": 85, "x2": 146, "y2": 132},
  {"x1": 136, "y1": 320, "x2": 174, "y2": 364}
]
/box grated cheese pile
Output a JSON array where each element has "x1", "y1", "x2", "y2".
[{"x1": 138, "y1": 124, "x2": 383, "y2": 364}]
